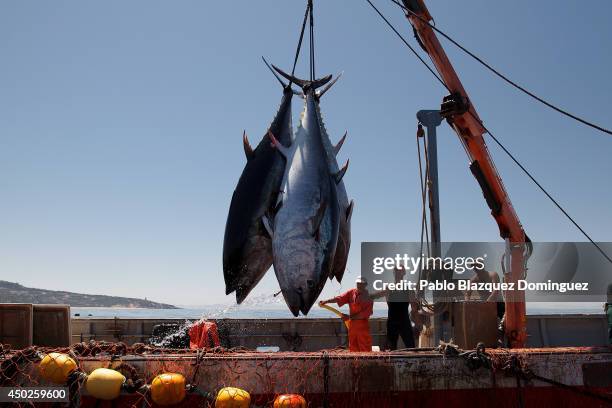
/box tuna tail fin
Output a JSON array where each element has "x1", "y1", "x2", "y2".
[
  {"x1": 262, "y1": 57, "x2": 302, "y2": 96},
  {"x1": 262, "y1": 56, "x2": 288, "y2": 88},
  {"x1": 271, "y1": 64, "x2": 332, "y2": 92},
  {"x1": 317, "y1": 71, "x2": 343, "y2": 99}
]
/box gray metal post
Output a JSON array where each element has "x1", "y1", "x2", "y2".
[{"x1": 416, "y1": 110, "x2": 448, "y2": 342}]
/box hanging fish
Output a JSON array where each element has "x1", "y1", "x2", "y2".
[
  {"x1": 222, "y1": 61, "x2": 295, "y2": 304},
  {"x1": 265, "y1": 66, "x2": 347, "y2": 316},
  {"x1": 277, "y1": 68, "x2": 353, "y2": 283}
]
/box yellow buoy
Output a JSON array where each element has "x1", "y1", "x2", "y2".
[
  {"x1": 38, "y1": 353, "x2": 77, "y2": 384},
  {"x1": 150, "y1": 373, "x2": 186, "y2": 406},
  {"x1": 274, "y1": 394, "x2": 307, "y2": 408},
  {"x1": 215, "y1": 386, "x2": 251, "y2": 408},
  {"x1": 85, "y1": 368, "x2": 125, "y2": 400}
]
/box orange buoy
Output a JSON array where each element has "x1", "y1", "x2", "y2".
[
  {"x1": 38, "y1": 353, "x2": 77, "y2": 384},
  {"x1": 215, "y1": 386, "x2": 251, "y2": 408},
  {"x1": 273, "y1": 394, "x2": 307, "y2": 407},
  {"x1": 150, "y1": 373, "x2": 186, "y2": 406}
]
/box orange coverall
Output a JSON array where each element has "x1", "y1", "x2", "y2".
[{"x1": 334, "y1": 288, "x2": 373, "y2": 352}]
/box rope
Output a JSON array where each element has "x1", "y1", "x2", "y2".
[
  {"x1": 309, "y1": 0, "x2": 316, "y2": 81},
  {"x1": 390, "y1": 0, "x2": 612, "y2": 136},
  {"x1": 416, "y1": 125, "x2": 431, "y2": 261},
  {"x1": 290, "y1": 1, "x2": 311, "y2": 83},
  {"x1": 415, "y1": 125, "x2": 434, "y2": 312},
  {"x1": 496, "y1": 353, "x2": 612, "y2": 404},
  {"x1": 366, "y1": 0, "x2": 612, "y2": 266}
]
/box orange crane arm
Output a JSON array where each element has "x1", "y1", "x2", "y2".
[{"x1": 401, "y1": 0, "x2": 529, "y2": 347}]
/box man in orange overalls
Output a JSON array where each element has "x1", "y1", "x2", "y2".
[{"x1": 320, "y1": 277, "x2": 374, "y2": 352}]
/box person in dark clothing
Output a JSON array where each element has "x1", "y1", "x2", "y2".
[{"x1": 385, "y1": 267, "x2": 421, "y2": 350}]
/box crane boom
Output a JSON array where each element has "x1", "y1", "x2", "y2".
[{"x1": 402, "y1": 0, "x2": 529, "y2": 348}]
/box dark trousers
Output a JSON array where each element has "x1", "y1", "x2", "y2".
[{"x1": 386, "y1": 318, "x2": 415, "y2": 350}]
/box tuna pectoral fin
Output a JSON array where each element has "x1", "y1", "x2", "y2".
[
  {"x1": 310, "y1": 199, "x2": 328, "y2": 240},
  {"x1": 243, "y1": 131, "x2": 254, "y2": 160},
  {"x1": 272, "y1": 64, "x2": 332, "y2": 91},
  {"x1": 334, "y1": 131, "x2": 348, "y2": 156},
  {"x1": 261, "y1": 215, "x2": 274, "y2": 239},
  {"x1": 270, "y1": 199, "x2": 283, "y2": 217},
  {"x1": 333, "y1": 159, "x2": 350, "y2": 184},
  {"x1": 267, "y1": 131, "x2": 290, "y2": 158}
]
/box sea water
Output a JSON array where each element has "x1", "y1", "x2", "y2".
[{"x1": 72, "y1": 302, "x2": 605, "y2": 319}]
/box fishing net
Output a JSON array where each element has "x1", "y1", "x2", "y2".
[{"x1": 1, "y1": 338, "x2": 610, "y2": 408}]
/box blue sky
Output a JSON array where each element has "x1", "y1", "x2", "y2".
[{"x1": 1, "y1": 0, "x2": 610, "y2": 306}]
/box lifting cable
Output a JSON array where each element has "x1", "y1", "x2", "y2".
[
  {"x1": 416, "y1": 125, "x2": 431, "y2": 264},
  {"x1": 389, "y1": 0, "x2": 612, "y2": 137},
  {"x1": 290, "y1": 1, "x2": 312, "y2": 83},
  {"x1": 309, "y1": 0, "x2": 316, "y2": 81},
  {"x1": 415, "y1": 127, "x2": 437, "y2": 313},
  {"x1": 416, "y1": 125, "x2": 449, "y2": 314},
  {"x1": 289, "y1": 0, "x2": 316, "y2": 84},
  {"x1": 365, "y1": 0, "x2": 612, "y2": 266}
]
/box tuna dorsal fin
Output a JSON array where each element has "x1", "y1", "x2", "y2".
[
  {"x1": 243, "y1": 131, "x2": 254, "y2": 160},
  {"x1": 334, "y1": 131, "x2": 348, "y2": 156},
  {"x1": 261, "y1": 215, "x2": 274, "y2": 239},
  {"x1": 311, "y1": 198, "x2": 328, "y2": 240},
  {"x1": 346, "y1": 199, "x2": 354, "y2": 222},
  {"x1": 333, "y1": 159, "x2": 350, "y2": 184},
  {"x1": 267, "y1": 131, "x2": 290, "y2": 158}
]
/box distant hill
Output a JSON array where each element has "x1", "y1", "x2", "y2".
[{"x1": 0, "y1": 280, "x2": 177, "y2": 309}]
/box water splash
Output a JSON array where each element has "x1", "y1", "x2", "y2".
[{"x1": 150, "y1": 293, "x2": 284, "y2": 347}]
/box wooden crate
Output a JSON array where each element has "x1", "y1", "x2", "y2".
[
  {"x1": 0, "y1": 304, "x2": 33, "y2": 349},
  {"x1": 33, "y1": 304, "x2": 71, "y2": 347}
]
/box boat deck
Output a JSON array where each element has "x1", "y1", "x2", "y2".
[{"x1": 3, "y1": 345, "x2": 611, "y2": 407}]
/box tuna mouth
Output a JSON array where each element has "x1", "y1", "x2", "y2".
[
  {"x1": 283, "y1": 287, "x2": 312, "y2": 317},
  {"x1": 297, "y1": 285, "x2": 316, "y2": 316},
  {"x1": 283, "y1": 288, "x2": 302, "y2": 317}
]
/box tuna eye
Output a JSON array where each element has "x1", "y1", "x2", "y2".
[{"x1": 307, "y1": 279, "x2": 315, "y2": 289}]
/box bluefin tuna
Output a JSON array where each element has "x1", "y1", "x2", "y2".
[
  {"x1": 265, "y1": 66, "x2": 346, "y2": 316},
  {"x1": 222, "y1": 61, "x2": 295, "y2": 304}
]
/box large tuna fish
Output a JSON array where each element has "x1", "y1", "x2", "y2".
[
  {"x1": 222, "y1": 65, "x2": 294, "y2": 304},
  {"x1": 312, "y1": 81, "x2": 354, "y2": 283},
  {"x1": 265, "y1": 67, "x2": 347, "y2": 316}
]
